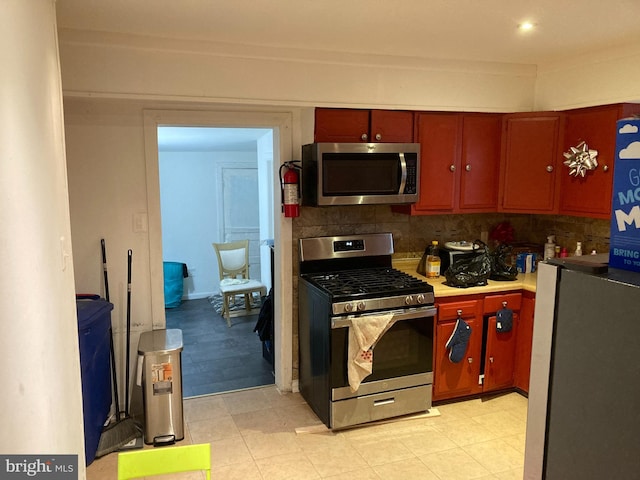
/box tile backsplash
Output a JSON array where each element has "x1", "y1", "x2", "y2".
[{"x1": 293, "y1": 206, "x2": 611, "y2": 259}]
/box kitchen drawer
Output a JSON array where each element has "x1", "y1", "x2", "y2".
[
  {"x1": 438, "y1": 300, "x2": 481, "y2": 322},
  {"x1": 483, "y1": 292, "x2": 522, "y2": 313},
  {"x1": 331, "y1": 384, "x2": 432, "y2": 429}
]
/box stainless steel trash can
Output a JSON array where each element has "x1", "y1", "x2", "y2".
[{"x1": 137, "y1": 329, "x2": 184, "y2": 446}]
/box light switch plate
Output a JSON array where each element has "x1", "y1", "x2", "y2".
[{"x1": 133, "y1": 212, "x2": 148, "y2": 232}]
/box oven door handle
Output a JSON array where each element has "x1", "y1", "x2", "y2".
[{"x1": 331, "y1": 306, "x2": 437, "y2": 329}]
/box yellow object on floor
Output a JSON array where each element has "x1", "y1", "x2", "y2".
[{"x1": 117, "y1": 443, "x2": 211, "y2": 479}]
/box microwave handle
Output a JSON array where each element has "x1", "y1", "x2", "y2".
[{"x1": 398, "y1": 153, "x2": 407, "y2": 194}]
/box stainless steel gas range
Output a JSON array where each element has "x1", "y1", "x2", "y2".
[{"x1": 298, "y1": 233, "x2": 436, "y2": 429}]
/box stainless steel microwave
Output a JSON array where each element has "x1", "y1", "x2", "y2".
[{"x1": 301, "y1": 143, "x2": 420, "y2": 206}]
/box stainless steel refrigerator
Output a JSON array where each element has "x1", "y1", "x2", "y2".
[{"x1": 524, "y1": 256, "x2": 640, "y2": 479}]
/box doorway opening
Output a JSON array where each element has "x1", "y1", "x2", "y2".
[
  {"x1": 158, "y1": 125, "x2": 275, "y2": 397},
  {"x1": 143, "y1": 108, "x2": 294, "y2": 395}
]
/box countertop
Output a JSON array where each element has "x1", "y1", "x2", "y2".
[{"x1": 393, "y1": 258, "x2": 537, "y2": 298}]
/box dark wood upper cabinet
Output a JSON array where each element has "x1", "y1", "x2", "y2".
[
  {"x1": 459, "y1": 114, "x2": 502, "y2": 212},
  {"x1": 314, "y1": 108, "x2": 413, "y2": 143},
  {"x1": 411, "y1": 112, "x2": 460, "y2": 212},
  {"x1": 499, "y1": 112, "x2": 563, "y2": 213},
  {"x1": 560, "y1": 103, "x2": 640, "y2": 218},
  {"x1": 397, "y1": 112, "x2": 501, "y2": 215}
]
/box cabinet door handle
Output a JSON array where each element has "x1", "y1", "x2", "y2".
[
  {"x1": 465, "y1": 164, "x2": 471, "y2": 172},
  {"x1": 489, "y1": 356, "x2": 494, "y2": 363},
  {"x1": 450, "y1": 165, "x2": 456, "y2": 172},
  {"x1": 361, "y1": 133, "x2": 368, "y2": 141},
  {"x1": 603, "y1": 165, "x2": 609, "y2": 172},
  {"x1": 375, "y1": 133, "x2": 382, "y2": 141},
  {"x1": 468, "y1": 357, "x2": 473, "y2": 364},
  {"x1": 546, "y1": 165, "x2": 554, "y2": 172}
]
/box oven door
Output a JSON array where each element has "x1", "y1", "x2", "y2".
[{"x1": 330, "y1": 306, "x2": 435, "y2": 401}]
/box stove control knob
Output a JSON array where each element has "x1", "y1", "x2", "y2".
[
  {"x1": 357, "y1": 301, "x2": 366, "y2": 311},
  {"x1": 344, "y1": 303, "x2": 354, "y2": 313},
  {"x1": 405, "y1": 295, "x2": 414, "y2": 305},
  {"x1": 416, "y1": 294, "x2": 425, "y2": 304}
]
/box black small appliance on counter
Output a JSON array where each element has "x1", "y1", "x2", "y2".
[{"x1": 436, "y1": 241, "x2": 485, "y2": 273}]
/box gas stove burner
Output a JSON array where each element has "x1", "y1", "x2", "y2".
[
  {"x1": 305, "y1": 267, "x2": 431, "y2": 300},
  {"x1": 299, "y1": 233, "x2": 435, "y2": 313}
]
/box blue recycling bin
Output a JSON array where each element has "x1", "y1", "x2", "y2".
[
  {"x1": 163, "y1": 261, "x2": 186, "y2": 308},
  {"x1": 76, "y1": 298, "x2": 113, "y2": 465}
]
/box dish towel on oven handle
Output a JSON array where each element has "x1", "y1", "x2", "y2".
[{"x1": 348, "y1": 313, "x2": 395, "y2": 392}]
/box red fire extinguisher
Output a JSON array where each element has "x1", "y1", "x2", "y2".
[{"x1": 279, "y1": 161, "x2": 301, "y2": 218}]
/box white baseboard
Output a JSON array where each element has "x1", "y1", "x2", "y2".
[{"x1": 184, "y1": 292, "x2": 215, "y2": 301}]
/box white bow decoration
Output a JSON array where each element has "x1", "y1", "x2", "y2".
[{"x1": 563, "y1": 141, "x2": 599, "y2": 177}]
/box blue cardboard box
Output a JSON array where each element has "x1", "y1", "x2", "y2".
[
  {"x1": 516, "y1": 253, "x2": 537, "y2": 273},
  {"x1": 609, "y1": 118, "x2": 640, "y2": 272}
]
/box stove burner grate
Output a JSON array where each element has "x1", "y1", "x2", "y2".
[{"x1": 306, "y1": 267, "x2": 430, "y2": 298}]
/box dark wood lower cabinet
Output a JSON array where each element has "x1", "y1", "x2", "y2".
[
  {"x1": 514, "y1": 292, "x2": 535, "y2": 393},
  {"x1": 434, "y1": 292, "x2": 528, "y2": 402},
  {"x1": 434, "y1": 317, "x2": 483, "y2": 400},
  {"x1": 484, "y1": 314, "x2": 518, "y2": 391}
]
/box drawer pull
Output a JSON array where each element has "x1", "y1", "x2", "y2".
[{"x1": 373, "y1": 398, "x2": 395, "y2": 407}]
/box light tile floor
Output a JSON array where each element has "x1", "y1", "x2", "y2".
[{"x1": 87, "y1": 387, "x2": 526, "y2": 479}]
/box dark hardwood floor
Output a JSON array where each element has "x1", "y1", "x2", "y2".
[{"x1": 165, "y1": 297, "x2": 274, "y2": 397}]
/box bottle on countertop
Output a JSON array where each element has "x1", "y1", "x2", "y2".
[
  {"x1": 560, "y1": 247, "x2": 568, "y2": 258},
  {"x1": 574, "y1": 242, "x2": 583, "y2": 256},
  {"x1": 544, "y1": 235, "x2": 556, "y2": 260},
  {"x1": 425, "y1": 240, "x2": 441, "y2": 278},
  {"x1": 555, "y1": 246, "x2": 561, "y2": 258}
]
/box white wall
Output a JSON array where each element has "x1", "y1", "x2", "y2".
[
  {"x1": 257, "y1": 132, "x2": 275, "y2": 291},
  {"x1": 59, "y1": 29, "x2": 640, "y2": 113},
  {"x1": 58, "y1": 29, "x2": 538, "y2": 112},
  {"x1": 2, "y1": 0, "x2": 86, "y2": 473},
  {"x1": 65, "y1": 99, "x2": 156, "y2": 401},
  {"x1": 535, "y1": 43, "x2": 640, "y2": 110},
  {"x1": 65, "y1": 101, "x2": 296, "y2": 391},
  {"x1": 159, "y1": 150, "x2": 259, "y2": 299}
]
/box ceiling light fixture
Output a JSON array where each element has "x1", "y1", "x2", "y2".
[{"x1": 518, "y1": 21, "x2": 536, "y2": 31}]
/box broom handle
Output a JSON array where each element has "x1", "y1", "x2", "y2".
[
  {"x1": 125, "y1": 249, "x2": 132, "y2": 416},
  {"x1": 101, "y1": 239, "x2": 121, "y2": 418},
  {"x1": 101, "y1": 239, "x2": 110, "y2": 302}
]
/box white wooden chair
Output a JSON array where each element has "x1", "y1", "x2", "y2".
[{"x1": 212, "y1": 240, "x2": 267, "y2": 327}]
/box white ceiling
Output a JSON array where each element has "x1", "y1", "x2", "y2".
[
  {"x1": 56, "y1": 0, "x2": 640, "y2": 65},
  {"x1": 157, "y1": 127, "x2": 272, "y2": 152}
]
